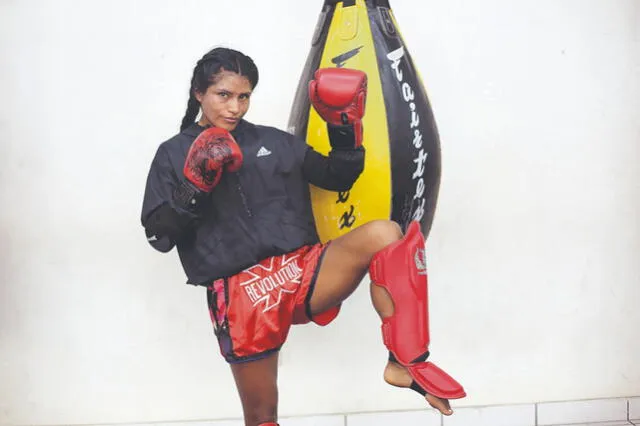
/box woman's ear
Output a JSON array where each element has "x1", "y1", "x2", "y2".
[{"x1": 194, "y1": 91, "x2": 203, "y2": 103}]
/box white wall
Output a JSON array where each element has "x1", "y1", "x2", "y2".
[{"x1": 1, "y1": 0, "x2": 639, "y2": 425}]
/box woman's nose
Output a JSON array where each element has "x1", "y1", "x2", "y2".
[{"x1": 228, "y1": 98, "x2": 240, "y2": 114}]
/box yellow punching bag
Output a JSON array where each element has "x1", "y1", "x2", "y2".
[{"x1": 288, "y1": 0, "x2": 441, "y2": 243}]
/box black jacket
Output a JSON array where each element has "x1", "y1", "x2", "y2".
[{"x1": 141, "y1": 120, "x2": 364, "y2": 285}]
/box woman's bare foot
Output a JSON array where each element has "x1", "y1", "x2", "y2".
[{"x1": 383, "y1": 361, "x2": 454, "y2": 416}]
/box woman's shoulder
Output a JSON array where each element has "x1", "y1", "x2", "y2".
[{"x1": 157, "y1": 124, "x2": 201, "y2": 151}]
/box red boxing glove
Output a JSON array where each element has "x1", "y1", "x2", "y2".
[
  {"x1": 183, "y1": 127, "x2": 243, "y2": 192},
  {"x1": 309, "y1": 67, "x2": 367, "y2": 148}
]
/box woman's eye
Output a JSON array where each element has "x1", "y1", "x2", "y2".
[
  {"x1": 239, "y1": 94, "x2": 250, "y2": 100},
  {"x1": 218, "y1": 92, "x2": 229, "y2": 98}
]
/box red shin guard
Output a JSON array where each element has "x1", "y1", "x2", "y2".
[
  {"x1": 369, "y1": 221, "x2": 466, "y2": 399},
  {"x1": 258, "y1": 423, "x2": 278, "y2": 426}
]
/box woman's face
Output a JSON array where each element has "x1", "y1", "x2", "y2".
[{"x1": 195, "y1": 70, "x2": 253, "y2": 131}]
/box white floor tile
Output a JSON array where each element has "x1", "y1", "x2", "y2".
[
  {"x1": 281, "y1": 414, "x2": 345, "y2": 426},
  {"x1": 112, "y1": 422, "x2": 245, "y2": 426},
  {"x1": 163, "y1": 421, "x2": 245, "y2": 426},
  {"x1": 147, "y1": 416, "x2": 344, "y2": 426},
  {"x1": 347, "y1": 409, "x2": 440, "y2": 426},
  {"x1": 630, "y1": 397, "x2": 640, "y2": 421},
  {"x1": 198, "y1": 421, "x2": 245, "y2": 426},
  {"x1": 537, "y1": 398, "x2": 628, "y2": 425},
  {"x1": 442, "y1": 404, "x2": 535, "y2": 426},
  {"x1": 548, "y1": 422, "x2": 633, "y2": 426}
]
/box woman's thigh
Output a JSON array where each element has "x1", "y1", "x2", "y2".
[{"x1": 308, "y1": 220, "x2": 402, "y2": 315}]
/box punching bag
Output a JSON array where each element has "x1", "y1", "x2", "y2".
[{"x1": 288, "y1": 0, "x2": 442, "y2": 243}]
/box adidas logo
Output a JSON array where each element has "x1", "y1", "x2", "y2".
[{"x1": 256, "y1": 146, "x2": 272, "y2": 157}]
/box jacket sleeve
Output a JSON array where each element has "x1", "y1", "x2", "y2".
[
  {"x1": 293, "y1": 121, "x2": 366, "y2": 191},
  {"x1": 302, "y1": 146, "x2": 365, "y2": 191},
  {"x1": 140, "y1": 145, "x2": 203, "y2": 252}
]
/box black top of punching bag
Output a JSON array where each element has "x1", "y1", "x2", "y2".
[{"x1": 323, "y1": 0, "x2": 391, "y2": 7}]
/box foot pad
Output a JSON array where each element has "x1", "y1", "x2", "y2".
[{"x1": 407, "y1": 361, "x2": 466, "y2": 399}]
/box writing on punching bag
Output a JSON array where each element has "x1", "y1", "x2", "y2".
[{"x1": 387, "y1": 46, "x2": 428, "y2": 223}]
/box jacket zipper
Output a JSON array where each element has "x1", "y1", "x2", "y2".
[{"x1": 233, "y1": 174, "x2": 253, "y2": 218}]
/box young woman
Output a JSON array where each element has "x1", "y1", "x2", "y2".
[{"x1": 141, "y1": 47, "x2": 463, "y2": 426}]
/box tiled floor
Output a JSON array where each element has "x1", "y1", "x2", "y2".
[
  {"x1": 96, "y1": 396, "x2": 640, "y2": 426},
  {"x1": 440, "y1": 403, "x2": 535, "y2": 426},
  {"x1": 347, "y1": 410, "x2": 440, "y2": 426},
  {"x1": 631, "y1": 397, "x2": 640, "y2": 423},
  {"x1": 536, "y1": 398, "x2": 630, "y2": 425}
]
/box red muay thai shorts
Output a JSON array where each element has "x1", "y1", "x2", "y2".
[{"x1": 206, "y1": 243, "x2": 340, "y2": 363}]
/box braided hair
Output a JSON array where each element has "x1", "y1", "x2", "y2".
[{"x1": 180, "y1": 47, "x2": 259, "y2": 131}]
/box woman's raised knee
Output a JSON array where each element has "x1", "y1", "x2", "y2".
[{"x1": 361, "y1": 220, "x2": 403, "y2": 253}]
